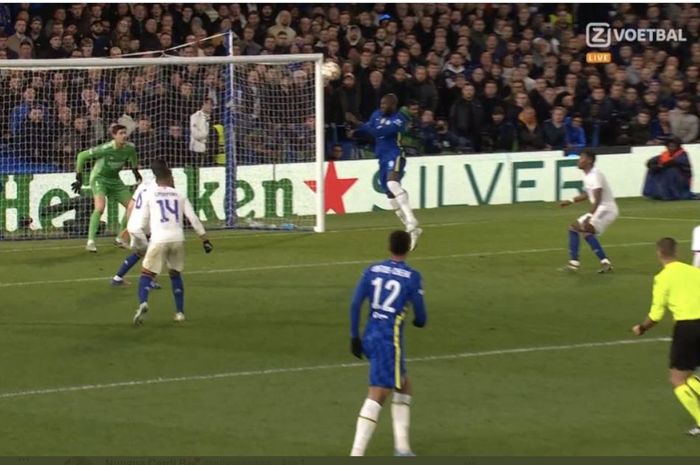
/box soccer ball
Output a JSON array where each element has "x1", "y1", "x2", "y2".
[{"x1": 321, "y1": 61, "x2": 341, "y2": 81}]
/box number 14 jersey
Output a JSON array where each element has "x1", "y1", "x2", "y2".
[{"x1": 139, "y1": 185, "x2": 206, "y2": 244}]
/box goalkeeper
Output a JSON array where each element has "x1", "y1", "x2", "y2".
[{"x1": 72, "y1": 124, "x2": 142, "y2": 253}]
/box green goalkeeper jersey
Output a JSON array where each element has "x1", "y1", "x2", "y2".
[{"x1": 76, "y1": 140, "x2": 138, "y2": 181}]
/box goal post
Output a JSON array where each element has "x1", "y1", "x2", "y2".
[{"x1": 0, "y1": 54, "x2": 326, "y2": 240}]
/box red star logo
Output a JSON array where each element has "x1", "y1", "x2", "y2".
[{"x1": 305, "y1": 161, "x2": 358, "y2": 214}]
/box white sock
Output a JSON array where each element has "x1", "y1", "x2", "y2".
[
  {"x1": 392, "y1": 393, "x2": 412, "y2": 454},
  {"x1": 350, "y1": 398, "x2": 382, "y2": 456},
  {"x1": 389, "y1": 198, "x2": 407, "y2": 226},
  {"x1": 387, "y1": 181, "x2": 418, "y2": 229},
  {"x1": 694, "y1": 252, "x2": 700, "y2": 268}
]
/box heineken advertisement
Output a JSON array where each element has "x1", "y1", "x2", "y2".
[{"x1": 1, "y1": 144, "x2": 699, "y2": 233}]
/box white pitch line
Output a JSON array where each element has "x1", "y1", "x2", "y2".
[
  {"x1": 0, "y1": 337, "x2": 668, "y2": 400},
  {"x1": 0, "y1": 239, "x2": 687, "y2": 288},
  {"x1": 620, "y1": 216, "x2": 699, "y2": 223}
]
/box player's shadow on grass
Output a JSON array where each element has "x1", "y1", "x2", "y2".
[{"x1": 223, "y1": 232, "x2": 311, "y2": 251}]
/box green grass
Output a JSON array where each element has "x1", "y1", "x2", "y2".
[{"x1": 1, "y1": 198, "x2": 700, "y2": 455}]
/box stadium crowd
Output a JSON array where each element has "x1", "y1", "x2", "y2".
[{"x1": 0, "y1": 3, "x2": 699, "y2": 169}]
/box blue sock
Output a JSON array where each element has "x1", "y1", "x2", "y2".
[
  {"x1": 116, "y1": 253, "x2": 140, "y2": 279},
  {"x1": 138, "y1": 274, "x2": 153, "y2": 304},
  {"x1": 170, "y1": 274, "x2": 184, "y2": 313},
  {"x1": 568, "y1": 230, "x2": 580, "y2": 261},
  {"x1": 585, "y1": 234, "x2": 607, "y2": 260}
]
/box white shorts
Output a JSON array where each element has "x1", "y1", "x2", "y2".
[
  {"x1": 142, "y1": 242, "x2": 185, "y2": 274},
  {"x1": 128, "y1": 231, "x2": 149, "y2": 254},
  {"x1": 577, "y1": 207, "x2": 619, "y2": 235},
  {"x1": 692, "y1": 226, "x2": 700, "y2": 252}
]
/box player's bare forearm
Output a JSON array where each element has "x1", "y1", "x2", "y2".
[
  {"x1": 560, "y1": 192, "x2": 587, "y2": 207},
  {"x1": 632, "y1": 317, "x2": 657, "y2": 336}
]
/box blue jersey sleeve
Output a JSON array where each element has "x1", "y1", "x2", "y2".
[
  {"x1": 350, "y1": 269, "x2": 370, "y2": 338},
  {"x1": 354, "y1": 111, "x2": 379, "y2": 138},
  {"x1": 410, "y1": 272, "x2": 427, "y2": 327}
]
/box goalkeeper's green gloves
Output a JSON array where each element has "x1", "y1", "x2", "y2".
[
  {"x1": 351, "y1": 337, "x2": 363, "y2": 359},
  {"x1": 71, "y1": 173, "x2": 83, "y2": 194},
  {"x1": 203, "y1": 239, "x2": 214, "y2": 254}
]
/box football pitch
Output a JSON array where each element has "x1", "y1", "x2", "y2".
[{"x1": 1, "y1": 198, "x2": 700, "y2": 456}]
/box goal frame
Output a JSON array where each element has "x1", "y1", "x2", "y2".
[{"x1": 2, "y1": 54, "x2": 326, "y2": 233}]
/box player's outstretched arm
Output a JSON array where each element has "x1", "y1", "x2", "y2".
[
  {"x1": 410, "y1": 273, "x2": 427, "y2": 328},
  {"x1": 559, "y1": 192, "x2": 588, "y2": 207},
  {"x1": 182, "y1": 198, "x2": 212, "y2": 253},
  {"x1": 72, "y1": 146, "x2": 104, "y2": 194},
  {"x1": 349, "y1": 272, "x2": 369, "y2": 358}
]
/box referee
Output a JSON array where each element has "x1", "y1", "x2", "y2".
[{"x1": 632, "y1": 237, "x2": 700, "y2": 436}]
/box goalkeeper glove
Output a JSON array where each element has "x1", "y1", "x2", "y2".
[
  {"x1": 202, "y1": 240, "x2": 214, "y2": 254},
  {"x1": 133, "y1": 169, "x2": 142, "y2": 184},
  {"x1": 71, "y1": 173, "x2": 83, "y2": 194},
  {"x1": 351, "y1": 337, "x2": 363, "y2": 359}
]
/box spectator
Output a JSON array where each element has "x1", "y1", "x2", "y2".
[
  {"x1": 360, "y1": 70, "x2": 389, "y2": 121},
  {"x1": 10, "y1": 87, "x2": 36, "y2": 136},
  {"x1": 481, "y1": 106, "x2": 516, "y2": 152},
  {"x1": 627, "y1": 109, "x2": 653, "y2": 146},
  {"x1": 651, "y1": 107, "x2": 673, "y2": 144},
  {"x1": 516, "y1": 107, "x2": 545, "y2": 151},
  {"x1": 163, "y1": 122, "x2": 189, "y2": 167},
  {"x1": 448, "y1": 83, "x2": 484, "y2": 152},
  {"x1": 399, "y1": 100, "x2": 421, "y2": 156},
  {"x1": 419, "y1": 109, "x2": 441, "y2": 155},
  {"x1": 543, "y1": 106, "x2": 567, "y2": 150},
  {"x1": 336, "y1": 73, "x2": 360, "y2": 121},
  {"x1": 189, "y1": 98, "x2": 213, "y2": 166},
  {"x1": 407, "y1": 66, "x2": 438, "y2": 112},
  {"x1": 15, "y1": 106, "x2": 49, "y2": 164},
  {"x1": 565, "y1": 113, "x2": 587, "y2": 150},
  {"x1": 328, "y1": 143, "x2": 345, "y2": 161},
  {"x1": 117, "y1": 100, "x2": 140, "y2": 136},
  {"x1": 86, "y1": 101, "x2": 105, "y2": 146},
  {"x1": 7, "y1": 18, "x2": 30, "y2": 55},
  {"x1": 643, "y1": 137, "x2": 695, "y2": 200},
  {"x1": 132, "y1": 118, "x2": 157, "y2": 165},
  {"x1": 267, "y1": 10, "x2": 296, "y2": 41},
  {"x1": 17, "y1": 40, "x2": 32, "y2": 59},
  {"x1": 669, "y1": 94, "x2": 699, "y2": 143}
]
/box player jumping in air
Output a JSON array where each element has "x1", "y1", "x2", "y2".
[
  {"x1": 111, "y1": 159, "x2": 170, "y2": 288},
  {"x1": 71, "y1": 124, "x2": 141, "y2": 253},
  {"x1": 132, "y1": 167, "x2": 213, "y2": 325},
  {"x1": 560, "y1": 150, "x2": 618, "y2": 273},
  {"x1": 348, "y1": 230, "x2": 427, "y2": 456},
  {"x1": 349, "y1": 94, "x2": 422, "y2": 250}
]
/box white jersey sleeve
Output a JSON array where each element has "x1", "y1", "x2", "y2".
[
  {"x1": 127, "y1": 180, "x2": 155, "y2": 233},
  {"x1": 182, "y1": 197, "x2": 206, "y2": 237}
]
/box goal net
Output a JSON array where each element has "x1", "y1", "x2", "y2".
[{"x1": 0, "y1": 54, "x2": 325, "y2": 240}]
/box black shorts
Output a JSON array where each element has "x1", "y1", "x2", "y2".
[{"x1": 670, "y1": 319, "x2": 700, "y2": 370}]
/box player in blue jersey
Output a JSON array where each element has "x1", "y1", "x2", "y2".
[
  {"x1": 350, "y1": 94, "x2": 423, "y2": 250},
  {"x1": 348, "y1": 230, "x2": 427, "y2": 456}
]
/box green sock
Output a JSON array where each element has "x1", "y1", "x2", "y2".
[{"x1": 88, "y1": 210, "x2": 102, "y2": 242}]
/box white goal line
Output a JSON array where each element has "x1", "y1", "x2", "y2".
[{"x1": 0, "y1": 337, "x2": 668, "y2": 401}]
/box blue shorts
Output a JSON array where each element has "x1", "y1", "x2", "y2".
[
  {"x1": 378, "y1": 154, "x2": 406, "y2": 194},
  {"x1": 363, "y1": 333, "x2": 406, "y2": 389}
]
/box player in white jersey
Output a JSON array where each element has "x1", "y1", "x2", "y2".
[
  {"x1": 560, "y1": 150, "x2": 619, "y2": 273},
  {"x1": 132, "y1": 167, "x2": 213, "y2": 325},
  {"x1": 110, "y1": 159, "x2": 169, "y2": 287}
]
